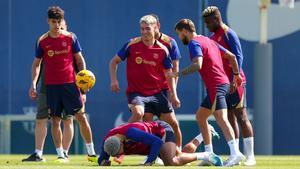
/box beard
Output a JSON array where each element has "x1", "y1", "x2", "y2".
[{"x1": 182, "y1": 36, "x2": 189, "y2": 45}]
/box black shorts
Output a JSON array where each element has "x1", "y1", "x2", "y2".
[
  {"x1": 226, "y1": 84, "x2": 247, "y2": 110},
  {"x1": 156, "y1": 120, "x2": 176, "y2": 143},
  {"x1": 46, "y1": 83, "x2": 83, "y2": 118},
  {"x1": 127, "y1": 90, "x2": 174, "y2": 117},
  {"x1": 201, "y1": 84, "x2": 229, "y2": 112}
]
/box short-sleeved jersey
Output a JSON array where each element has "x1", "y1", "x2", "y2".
[
  {"x1": 210, "y1": 24, "x2": 246, "y2": 83},
  {"x1": 188, "y1": 35, "x2": 229, "y2": 100},
  {"x1": 104, "y1": 122, "x2": 165, "y2": 155},
  {"x1": 157, "y1": 33, "x2": 181, "y2": 90},
  {"x1": 35, "y1": 31, "x2": 82, "y2": 85},
  {"x1": 117, "y1": 37, "x2": 172, "y2": 96}
]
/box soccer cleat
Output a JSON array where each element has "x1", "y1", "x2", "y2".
[
  {"x1": 54, "y1": 157, "x2": 68, "y2": 163},
  {"x1": 155, "y1": 157, "x2": 164, "y2": 166},
  {"x1": 224, "y1": 153, "x2": 245, "y2": 167},
  {"x1": 208, "y1": 124, "x2": 220, "y2": 140},
  {"x1": 22, "y1": 153, "x2": 45, "y2": 162},
  {"x1": 63, "y1": 152, "x2": 70, "y2": 162},
  {"x1": 244, "y1": 156, "x2": 256, "y2": 166},
  {"x1": 87, "y1": 154, "x2": 98, "y2": 163},
  {"x1": 198, "y1": 160, "x2": 213, "y2": 166},
  {"x1": 207, "y1": 153, "x2": 223, "y2": 166}
]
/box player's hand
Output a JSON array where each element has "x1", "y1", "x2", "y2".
[
  {"x1": 100, "y1": 160, "x2": 111, "y2": 166},
  {"x1": 170, "y1": 93, "x2": 181, "y2": 109},
  {"x1": 29, "y1": 86, "x2": 38, "y2": 100},
  {"x1": 81, "y1": 94, "x2": 87, "y2": 103},
  {"x1": 233, "y1": 74, "x2": 242, "y2": 87},
  {"x1": 111, "y1": 80, "x2": 120, "y2": 93},
  {"x1": 229, "y1": 82, "x2": 237, "y2": 94}
]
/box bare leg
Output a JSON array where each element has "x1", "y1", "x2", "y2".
[
  {"x1": 160, "y1": 142, "x2": 209, "y2": 166},
  {"x1": 234, "y1": 108, "x2": 253, "y2": 138},
  {"x1": 143, "y1": 113, "x2": 154, "y2": 122},
  {"x1": 62, "y1": 118, "x2": 74, "y2": 154},
  {"x1": 182, "y1": 139, "x2": 200, "y2": 153},
  {"x1": 159, "y1": 112, "x2": 182, "y2": 147},
  {"x1": 128, "y1": 105, "x2": 144, "y2": 123},
  {"x1": 35, "y1": 119, "x2": 48, "y2": 151},
  {"x1": 75, "y1": 113, "x2": 92, "y2": 143},
  {"x1": 51, "y1": 116, "x2": 62, "y2": 148},
  {"x1": 214, "y1": 109, "x2": 235, "y2": 142},
  {"x1": 196, "y1": 107, "x2": 212, "y2": 147},
  {"x1": 228, "y1": 109, "x2": 240, "y2": 139}
]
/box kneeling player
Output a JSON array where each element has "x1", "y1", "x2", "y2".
[{"x1": 98, "y1": 121, "x2": 223, "y2": 166}]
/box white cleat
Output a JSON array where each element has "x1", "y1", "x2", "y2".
[
  {"x1": 155, "y1": 157, "x2": 164, "y2": 166},
  {"x1": 198, "y1": 160, "x2": 213, "y2": 166},
  {"x1": 244, "y1": 156, "x2": 256, "y2": 166},
  {"x1": 224, "y1": 153, "x2": 245, "y2": 167}
]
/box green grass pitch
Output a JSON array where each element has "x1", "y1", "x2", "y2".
[{"x1": 0, "y1": 155, "x2": 299, "y2": 169}]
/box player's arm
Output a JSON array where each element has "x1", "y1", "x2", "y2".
[
  {"x1": 109, "y1": 41, "x2": 130, "y2": 93},
  {"x1": 29, "y1": 58, "x2": 42, "y2": 100},
  {"x1": 163, "y1": 56, "x2": 181, "y2": 108},
  {"x1": 225, "y1": 30, "x2": 244, "y2": 70},
  {"x1": 177, "y1": 57, "x2": 203, "y2": 77},
  {"x1": 125, "y1": 127, "x2": 164, "y2": 165},
  {"x1": 73, "y1": 52, "x2": 86, "y2": 71},
  {"x1": 98, "y1": 142, "x2": 111, "y2": 166},
  {"x1": 72, "y1": 33, "x2": 86, "y2": 71},
  {"x1": 109, "y1": 55, "x2": 122, "y2": 93},
  {"x1": 29, "y1": 39, "x2": 43, "y2": 100},
  {"x1": 220, "y1": 45, "x2": 242, "y2": 86},
  {"x1": 170, "y1": 39, "x2": 181, "y2": 85},
  {"x1": 175, "y1": 40, "x2": 203, "y2": 77}
]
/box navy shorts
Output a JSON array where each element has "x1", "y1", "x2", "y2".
[
  {"x1": 226, "y1": 84, "x2": 247, "y2": 110},
  {"x1": 127, "y1": 90, "x2": 174, "y2": 117},
  {"x1": 201, "y1": 84, "x2": 229, "y2": 112},
  {"x1": 156, "y1": 120, "x2": 176, "y2": 143},
  {"x1": 46, "y1": 83, "x2": 83, "y2": 118}
]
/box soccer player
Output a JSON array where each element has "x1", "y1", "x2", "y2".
[
  {"x1": 28, "y1": 6, "x2": 96, "y2": 163},
  {"x1": 98, "y1": 121, "x2": 223, "y2": 166},
  {"x1": 173, "y1": 19, "x2": 244, "y2": 166},
  {"x1": 22, "y1": 19, "x2": 74, "y2": 162},
  {"x1": 140, "y1": 14, "x2": 182, "y2": 149},
  {"x1": 109, "y1": 15, "x2": 180, "y2": 124},
  {"x1": 202, "y1": 6, "x2": 255, "y2": 166}
]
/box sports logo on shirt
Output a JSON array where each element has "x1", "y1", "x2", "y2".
[
  {"x1": 62, "y1": 41, "x2": 67, "y2": 47},
  {"x1": 135, "y1": 57, "x2": 143, "y2": 64},
  {"x1": 47, "y1": 50, "x2": 54, "y2": 57},
  {"x1": 153, "y1": 53, "x2": 159, "y2": 59}
]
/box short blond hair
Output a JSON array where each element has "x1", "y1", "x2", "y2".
[{"x1": 140, "y1": 15, "x2": 157, "y2": 25}]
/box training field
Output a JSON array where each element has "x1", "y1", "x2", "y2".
[{"x1": 0, "y1": 155, "x2": 299, "y2": 169}]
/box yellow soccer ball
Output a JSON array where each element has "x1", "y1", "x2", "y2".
[{"x1": 76, "y1": 70, "x2": 96, "y2": 92}]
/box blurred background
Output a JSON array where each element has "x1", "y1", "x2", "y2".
[{"x1": 0, "y1": 0, "x2": 299, "y2": 155}]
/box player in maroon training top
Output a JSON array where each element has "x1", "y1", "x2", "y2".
[
  {"x1": 29, "y1": 6, "x2": 97, "y2": 163},
  {"x1": 98, "y1": 121, "x2": 223, "y2": 166},
  {"x1": 203, "y1": 6, "x2": 255, "y2": 166},
  {"x1": 109, "y1": 15, "x2": 180, "y2": 126},
  {"x1": 173, "y1": 19, "x2": 245, "y2": 166}
]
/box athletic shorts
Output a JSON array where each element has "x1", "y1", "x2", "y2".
[
  {"x1": 156, "y1": 120, "x2": 176, "y2": 143},
  {"x1": 201, "y1": 84, "x2": 229, "y2": 112},
  {"x1": 127, "y1": 90, "x2": 174, "y2": 117},
  {"x1": 46, "y1": 83, "x2": 84, "y2": 118},
  {"x1": 226, "y1": 84, "x2": 247, "y2": 110}
]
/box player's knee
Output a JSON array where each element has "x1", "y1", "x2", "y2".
[
  {"x1": 131, "y1": 110, "x2": 144, "y2": 120},
  {"x1": 182, "y1": 143, "x2": 196, "y2": 153},
  {"x1": 63, "y1": 118, "x2": 73, "y2": 127},
  {"x1": 36, "y1": 119, "x2": 47, "y2": 128}
]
